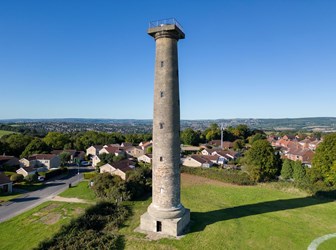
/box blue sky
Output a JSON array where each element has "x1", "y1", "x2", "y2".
[{"x1": 0, "y1": 0, "x2": 335, "y2": 119}]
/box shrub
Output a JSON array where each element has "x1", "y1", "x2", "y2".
[
  {"x1": 44, "y1": 167, "x2": 67, "y2": 179},
  {"x1": 35, "y1": 202, "x2": 128, "y2": 250},
  {"x1": 10, "y1": 173, "x2": 24, "y2": 182},
  {"x1": 181, "y1": 166, "x2": 255, "y2": 185},
  {"x1": 24, "y1": 174, "x2": 38, "y2": 183}
]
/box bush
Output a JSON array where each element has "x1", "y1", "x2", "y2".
[
  {"x1": 35, "y1": 202, "x2": 128, "y2": 250},
  {"x1": 181, "y1": 166, "x2": 255, "y2": 185},
  {"x1": 24, "y1": 174, "x2": 38, "y2": 183},
  {"x1": 44, "y1": 167, "x2": 68, "y2": 179},
  {"x1": 10, "y1": 173, "x2": 24, "y2": 182}
]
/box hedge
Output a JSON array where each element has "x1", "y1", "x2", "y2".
[{"x1": 181, "y1": 166, "x2": 255, "y2": 185}]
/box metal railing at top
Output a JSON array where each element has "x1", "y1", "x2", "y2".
[{"x1": 149, "y1": 18, "x2": 184, "y2": 32}]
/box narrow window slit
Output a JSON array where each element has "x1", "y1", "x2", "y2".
[{"x1": 160, "y1": 61, "x2": 164, "y2": 67}]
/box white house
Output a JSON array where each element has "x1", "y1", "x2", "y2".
[
  {"x1": 16, "y1": 166, "x2": 37, "y2": 177},
  {"x1": 99, "y1": 160, "x2": 135, "y2": 180},
  {"x1": 181, "y1": 155, "x2": 213, "y2": 168},
  {"x1": 0, "y1": 173, "x2": 13, "y2": 193},
  {"x1": 137, "y1": 154, "x2": 152, "y2": 164}
]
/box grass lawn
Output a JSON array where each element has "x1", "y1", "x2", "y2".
[
  {"x1": 0, "y1": 201, "x2": 90, "y2": 250},
  {"x1": 14, "y1": 182, "x2": 45, "y2": 191},
  {"x1": 0, "y1": 130, "x2": 15, "y2": 138},
  {"x1": 120, "y1": 173, "x2": 336, "y2": 250},
  {"x1": 59, "y1": 181, "x2": 96, "y2": 201},
  {"x1": 0, "y1": 192, "x2": 22, "y2": 203}
]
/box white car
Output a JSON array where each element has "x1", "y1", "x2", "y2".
[{"x1": 38, "y1": 176, "x2": 45, "y2": 182}]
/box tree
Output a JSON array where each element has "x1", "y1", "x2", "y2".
[
  {"x1": 59, "y1": 152, "x2": 71, "y2": 166},
  {"x1": 10, "y1": 173, "x2": 24, "y2": 183},
  {"x1": 203, "y1": 123, "x2": 221, "y2": 141},
  {"x1": 292, "y1": 161, "x2": 306, "y2": 183},
  {"x1": 181, "y1": 128, "x2": 199, "y2": 146},
  {"x1": 312, "y1": 133, "x2": 336, "y2": 185},
  {"x1": 233, "y1": 139, "x2": 245, "y2": 151},
  {"x1": 281, "y1": 159, "x2": 293, "y2": 180},
  {"x1": 21, "y1": 138, "x2": 50, "y2": 158},
  {"x1": 43, "y1": 132, "x2": 70, "y2": 150},
  {"x1": 92, "y1": 173, "x2": 130, "y2": 203},
  {"x1": 242, "y1": 140, "x2": 278, "y2": 182},
  {"x1": 1, "y1": 134, "x2": 33, "y2": 157},
  {"x1": 248, "y1": 133, "x2": 266, "y2": 145}
]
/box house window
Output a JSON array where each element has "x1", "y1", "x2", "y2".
[
  {"x1": 160, "y1": 156, "x2": 163, "y2": 162},
  {"x1": 159, "y1": 122, "x2": 164, "y2": 129},
  {"x1": 156, "y1": 221, "x2": 162, "y2": 232},
  {"x1": 160, "y1": 91, "x2": 164, "y2": 97},
  {"x1": 160, "y1": 61, "x2": 164, "y2": 67}
]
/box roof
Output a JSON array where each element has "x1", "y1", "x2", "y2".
[
  {"x1": 28, "y1": 154, "x2": 57, "y2": 160},
  {"x1": 17, "y1": 166, "x2": 36, "y2": 173},
  {"x1": 190, "y1": 155, "x2": 211, "y2": 164},
  {"x1": 0, "y1": 156, "x2": 17, "y2": 165},
  {"x1": 51, "y1": 149, "x2": 77, "y2": 155},
  {"x1": 101, "y1": 146, "x2": 121, "y2": 154},
  {"x1": 112, "y1": 160, "x2": 135, "y2": 173},
  {"x1": 0, "y1": 173, "x2": 11, "y2": 184}
]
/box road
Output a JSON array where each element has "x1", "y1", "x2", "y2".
[{"x1": 0, "y1": 168, "x2": 90, "y2": 223}]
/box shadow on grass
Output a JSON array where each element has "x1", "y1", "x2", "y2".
[{"x1": 190, "y1": 195, "x2": 334, "y2": 233}]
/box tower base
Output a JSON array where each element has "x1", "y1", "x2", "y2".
[{"x1": 140, "y1": 209, "x2": 190, "y2": 237}]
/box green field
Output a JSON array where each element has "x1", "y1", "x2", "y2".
[
  {"x1": 0, "y1": 130, "x2": 15, "y2": 138},
  {"x1": 0, "y1": 176, "x2": 335, "y2": 249},
  {"x1": 120, "y1": 174, "x2": 336, "y2": 250},
  {"x1": 0, "y1": 201, "x2": 90, "y2": 250},
  {"x1": 59, "y1": 181, "x2": 96, "y2": 201}
]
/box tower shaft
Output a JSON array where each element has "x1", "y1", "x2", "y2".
[{"x1": 140, "y1": 19, "x2": 190, "y2": 236}]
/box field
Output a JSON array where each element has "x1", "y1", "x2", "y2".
[
  {"x1": 0, "y1": 182, "x2": 96, "y2": 250},
  {"x1": 0, "y1": 176, "x2": 335, "y2": 249},
  {"x1": 120, "y1": 174, "x2": 336, "y2": 250},
  {"x1": 0, "y1": 130, "x2": 15, "y2": 138}
]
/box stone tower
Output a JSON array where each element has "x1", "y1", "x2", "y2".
[{"x1": 140, "y1": 18, "x2": 190, "y2": 236}]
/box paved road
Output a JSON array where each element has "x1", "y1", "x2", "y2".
[{"x1": 0, "y1": 168, "x2": 89, "y2": 223}]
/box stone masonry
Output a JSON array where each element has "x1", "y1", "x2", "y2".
[{"x1": 140, "y1": 20, "x2": 190, "y2": 236}]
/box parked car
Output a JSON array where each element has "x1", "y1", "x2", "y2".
[
  {"x1": 37, "y1": 176, "x2": 45, "y2": 182},
  {"x1": 80, "y1": 161, "x2": 91, "y2": 166}
]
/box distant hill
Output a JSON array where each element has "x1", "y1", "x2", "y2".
[{"x1": 0, "y1": 117, "x2": 335, "y2": 133}]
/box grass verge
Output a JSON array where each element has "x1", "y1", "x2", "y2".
[
  {"x1": 59, "y1": 181, "x2": 96, "y2": 201},
  {"x1": 0, "y1": 201, "x2": 89, "y2": 250},
  {"x1": 121, "y1": 173, "x2": 336, "y2": 250}
]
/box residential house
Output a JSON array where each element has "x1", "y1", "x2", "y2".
[
  {"x1": 208, "y1": 140, "x2": 234, "y2": 149},
  {"x1": 181, "y1": 155, "x2": 213, "y2": 168},
  {"x1": 285, "y1": 148, "x2": 315, "y2": 167},
  {"x1": 0, "y1": 156, "x2": 20, "y2": 169},
  {"x1": 201, "y1": 148, "x2": 217, "y2": 156},
  {"x1": 16, "y1": 166, "x2": 37, "y2": 177},
  {"x1": 20, "y1": 154, "x2": 61, "y2": 170},
  {"x1": 0, "y1": 173, "x2": 13, "y2": 193},
  {"x1": 51, "y1": 150, "x2": 85, "y2": 163},
  {"x1": 86, "y1": 145, "x2": 104, "y2": 157},
  {"x1": 212, "y1": 150, "x2": 239, "y2": 165},
  {"x1": 139, "y1": 141, "x2": 153, "y2": 151},
  {"x1": 121, "y1": 142, "x2": 133, "y2": 147},
  {"x1": 99, "y1": 146, "x2": 125, "y2": 157},
  {"x1": 125, "y1": 146, "x2": 145, "y2": 158},
  {"x1": 137, "y1": 154, "x2": 152, "y2": 164},
  {"x1": 99, "y1": 160, "x2": 135, "y2": 180}
]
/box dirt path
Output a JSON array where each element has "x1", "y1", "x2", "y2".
[{"x1": 51, "y1": 196, "x2": 93, "y2": 204}]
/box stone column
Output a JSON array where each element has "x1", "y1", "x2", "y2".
[{"x1": 140, "y1": 21, "x2": 190, "y2": 236}]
